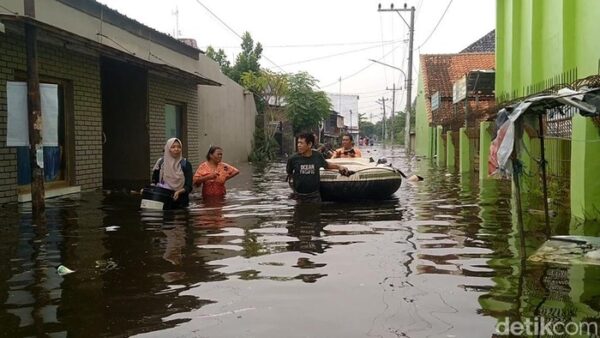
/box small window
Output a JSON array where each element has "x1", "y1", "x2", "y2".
[{"x1": 165, "y1": 103, "x2": 183, "y2": 140}]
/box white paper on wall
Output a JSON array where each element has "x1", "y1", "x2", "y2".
[{"x1": 6, "y1": 81, "x2": 59, "y2": 146}]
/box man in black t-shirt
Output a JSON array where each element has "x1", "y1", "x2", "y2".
[{"x1": 286, "y1": 133, "x2": 348, "y2": 202}]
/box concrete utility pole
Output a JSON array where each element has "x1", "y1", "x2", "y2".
[
  {"x1": 378, "y1": 3, "x2": 415, "y2": 153},
  {"x1": 24, "y1": 0, "x2": 45, "y2": 216},
  {"x1": 386, "y1": 83, "x2": 397, "y2": 144},
  {"x1": 377, "y1": 97, "x2": 389, "y2": 141}
]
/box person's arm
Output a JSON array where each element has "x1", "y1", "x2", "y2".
[
  {"x1": 224, "y1": 163, "x2": 240, "y2": 181},
  {"x1": 193, "y1": 162, "x2": 217, "y2": 186},
  {"x1": 183, "y1": 161, "x2": 193, "y2": 193},
  {"x1": 151, "y1": 169, "x2": 160, "y2": 185},
  {"x1": 174, "y1": 161, "x2": 193, "y2": 201},
  {"x1": 352, "y1": 148, "x2": 362, "y2": 158},
  {"x1": 324, "y1": 155, "x2": 349, "y2": 174},
  {"x1": 325, "y1": 161, "x2": 347, "y2": 171},
  {"x1": 286, "y1": 157, "x2": 295, "y2": 181}
]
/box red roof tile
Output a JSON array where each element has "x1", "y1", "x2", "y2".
[{"x1": 420, "y1": 53, "x2": 495, "y2": 125}]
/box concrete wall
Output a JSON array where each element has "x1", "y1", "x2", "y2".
[
  {"x1": 496, "y1": 0, "x2": 600, "y2": 99},
  {"x1": 196, "y1": 55, "x2": 257, "y2": 164},
  {"x1": 0, "y1": 0, "x2": 206, "y2": 79}
]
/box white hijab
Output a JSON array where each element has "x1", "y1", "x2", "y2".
[{"x1": 153, "y1": 138, "x2": 184, "y2": 191}]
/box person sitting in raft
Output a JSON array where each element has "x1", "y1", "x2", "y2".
[
  {"x1": 193, "y1": 145, "x2": 240, "y2": 198},
  {"x1": 151, "y1": 138, "x2": 193, "y2": 208},
  {"x1": 332, "y1": 134, "x2": 362, "y2": 158},
  {"x1": 286, "y1": 133, "x2": 350, "y2": 203}
]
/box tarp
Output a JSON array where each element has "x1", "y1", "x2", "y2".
[{"x1": 488, "y1": 87, "x2": 600, "y2": 177}]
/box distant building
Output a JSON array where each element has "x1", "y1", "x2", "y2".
[
  {"x1": 327, "y1": 93, "x2": 360, "y2": 141},
  {"x1": 321, "y1": 111, "x2": 344, "y2": 146},
  {"x1": 414, "y1": 29, "x2": 496, "y2": 161}
]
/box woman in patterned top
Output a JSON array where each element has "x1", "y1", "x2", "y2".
[{"x1": 193, "y1": 146, "x2": 240, "y2": 198}]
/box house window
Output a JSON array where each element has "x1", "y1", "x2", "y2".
[
  {"x1": 165, "y1": 103, "x2": 183, "y2": 140},
  {"x1": 7, "y1": 81, "x2": 69, "y2": 186}
]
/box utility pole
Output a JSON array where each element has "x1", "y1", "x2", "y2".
[
  {"x1": 378, "y1": 3, "x2": 415, "y2": 153},
  {"x1": 24, "y1": 0, "x2": 45, "y2": 217},
  {"x1": 377, "y1": 97, "x2": 389, "y2": 141},
  {"x1": 386, "y1": 83, "x2": 397, "y2": 144}
]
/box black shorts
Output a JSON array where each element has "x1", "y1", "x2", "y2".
[{"x1": 292, "y1": 190, "x2": 322, "y2": 204}]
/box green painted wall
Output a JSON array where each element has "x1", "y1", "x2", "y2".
[
  {"x1": 459, "y1": 127, "x2": 472, "y2": 173},
  {"x1": 415, "y1": 73, "x2": 433, "y2": 157},
  {"x1": 497, "y1": 0, "x2": 600, "y2": 99},
  {"x1": 479, "y1": 121, "x2": 493, "y2": 180},
  {"x1": 571, "y1": 116, "x2": 600, "y2": 220},
  {"x1": 436, "y1": 126, "x2": 446, "y2": 166},
  {"x1": 446, "y1": 131, "x2": 456, "y2": 168}
]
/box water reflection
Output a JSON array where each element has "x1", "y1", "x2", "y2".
[{"x1": 2, "y1": 147, "x2": 600, "y2": 336}]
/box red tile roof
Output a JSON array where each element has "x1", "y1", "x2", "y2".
[{"x1": 420, "y1": 53, "x2": 495, "y2": 126}]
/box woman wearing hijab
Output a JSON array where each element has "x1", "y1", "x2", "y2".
[
  {"x1": 193, "y1": 145, "x2": 240, "y2": 199},
  {"x1": 151, "y1": 138, "x2": 193, "y2": 208}
]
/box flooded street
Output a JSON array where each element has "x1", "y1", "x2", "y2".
[{"x1": 2, "y1": 146, "x2": 600, "y2": 337}]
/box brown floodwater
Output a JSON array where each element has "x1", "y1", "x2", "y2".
[{"x1": 2, "y1": 146, "x2": 600, "y2": 337}]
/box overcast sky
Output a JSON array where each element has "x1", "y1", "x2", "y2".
[{"x1": 97, "y1": 0, "x2": 495, "y2": 121}]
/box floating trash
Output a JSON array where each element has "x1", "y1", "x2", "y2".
[
  {"x1": 105, "y1": 225, "x2": 120, "y2": 232},
  {"x1": 56, "y1": 265, "x2": 76, "y2": 276},
  {"x1": 529, "y1": 236, "x2": 600, "y2": 266},
  {"x1": 95, "y1": 258, "x2": 118, "y2": 272}
]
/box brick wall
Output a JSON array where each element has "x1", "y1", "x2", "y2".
[
  {"x1": 148, "y1": 73, "x2": 200, "y2": 172},
  {"x1": 0, "y1": 24, "x2": 102, "y2": 204}
]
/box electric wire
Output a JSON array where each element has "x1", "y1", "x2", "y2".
[
  {"x1": 320, "y1": 43, "x2": 404, "y2": 89},
  {"x1": 193, "y1": 0, "x2": 285, "y2": 72},
  {"x1": 203, "y1": 40, "x2": 401, "y2": 49},
  {"x1": 279, "y1": 39, "x2": 401, "y2": 67},
  {"x1": 416, "y1": 0, "x2": 454, "y2": 51}
]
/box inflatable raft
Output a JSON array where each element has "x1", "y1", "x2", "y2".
[{"x1": 319, "y1": 158, "x2": 402, "y2": 201}]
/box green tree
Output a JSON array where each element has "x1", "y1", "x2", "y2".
[
  {"x1": 241, "y1": 69, "x2": 288, "y2": 120},
  {"x1": 205, "y1": 46, "x2": 231, "y2": 75},
  {"x1": 229, "y1": 32, "x2": 263, "y2": 83},
  {"x1": 241, "y1": 70, "x2": 289, "y2": 162},
  {"x1": 360, "y1": 121, "x2": 377, "y2": 138},
  {"x1": 285, "y1": 72, "x2": 331, "y2": 134}
]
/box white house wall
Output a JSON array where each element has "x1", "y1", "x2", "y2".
[{"x1": 197, "y1": 55, "x2": 257, "y2": 164}]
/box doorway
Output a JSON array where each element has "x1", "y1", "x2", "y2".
[{"x1": 101, "y1": 57, "x2": 149, "y2": 190}]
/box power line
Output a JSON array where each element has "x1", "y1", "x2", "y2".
[
  {"x1": 193, "y1": 0, "x2": 285, "y2": 72},
  {"x1": 279, "y1": 39, "x2": 400, "y2": 67},
  {"x1": 202, "y1": 40, "x2": 401, "y2": 49},
  {"x1": 320, "y1": 43, "x2": 404, "y2": 89},
  {"x1": 416, "y1": 0, "x2": 453, "y2": 51}
]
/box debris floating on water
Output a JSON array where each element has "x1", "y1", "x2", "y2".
[{"x1": 57, "y1": 265, "x2": 76, "y2": 276}]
